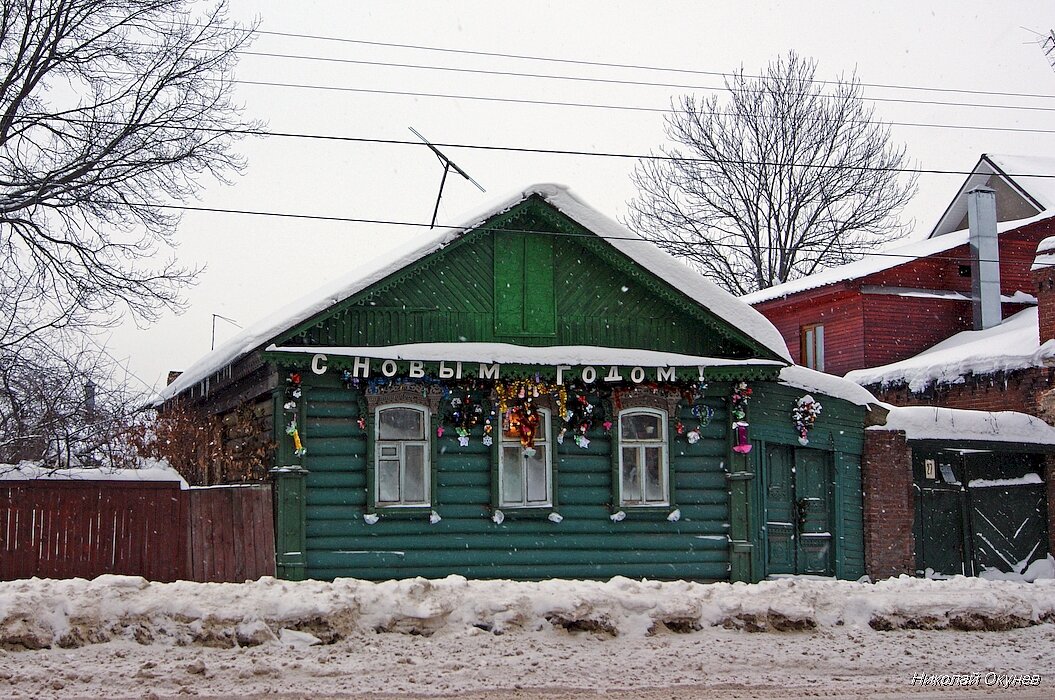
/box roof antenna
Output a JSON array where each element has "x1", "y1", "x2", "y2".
[
  {"x1": 211, "y1": 313, "x2": 241, "y2": 350},
  {"x1": 409, "y1": 127, "x2": 486, "y2": 228}
]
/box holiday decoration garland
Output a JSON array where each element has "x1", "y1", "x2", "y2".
[
  {"x1": 283, "y1": 372, "x2": 307, "y2": 458},
  {"x1": 557, "y1": 385, "x2": 608, "y2": 449},
  {"x1": 792, "y1": 394, "x2": 822, "y2": 446},
  {"x1": 496, "y1": 379, "x2": 568, "y2": 453},
  {"x1": 730, "y1": 381, "x2": 752, "y2": 454}
]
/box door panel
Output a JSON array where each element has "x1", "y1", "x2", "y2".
[
  {"x1": 764, "y1": 445, "x2": 834, "y2": 576},
  {"x1": 765, "y1": 445, "x2": 796, "y2": 575},
  {"x1": 916, "y1": 487, "x2": 966, "y2": 576},
  {"x1": 796, "y1": 449, "x2": 833, "y2": 576}
]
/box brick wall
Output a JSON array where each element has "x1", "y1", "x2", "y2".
[
  {"x1": 1048, "y1": 457, "x2": 1055, "y2": 561},
  {"x1": 861, "y1": 429, "x2": 915, "y2": 579}
]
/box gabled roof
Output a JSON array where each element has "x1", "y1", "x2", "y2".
[
  {"x1": 158, "y1": 184, "x2": 791, "y2": 403},
  {"x1": 844, "y1": 307, "x2": 1055, "y2": 392},
  {"x1": 929, "y1": 153, "x2": 1055, "y2": 238}
]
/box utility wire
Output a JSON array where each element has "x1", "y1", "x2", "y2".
[
  {"x1": 235, "y1": 48, "x2": 1055, "y2": 115},
  {"x1": 242, "y1": 27, "x2": 1055, "y2": 102},
  {"x1": 111, "y1": 199, "x2": 1015, "y2": 266},
  {"x1": 229, "y1": 75, "x2": 1055, "y2": 119},
  {"x1": 37, "y1": 115, "x2": 1055, "y2": 176}
]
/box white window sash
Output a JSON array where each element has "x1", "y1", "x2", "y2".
[
  {"x1": 618, "y1": 409, "x2": 669, "y2": 507},
  {"x1": 498, "y1": 409, "x2": 552, "y2": 508}
]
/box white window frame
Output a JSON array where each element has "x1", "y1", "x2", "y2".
[
  {"x1": 802, "y1": 323, "x2": 825, "y2": 371},
  {"x1": 374, "y1": 403, "x2": 430, "y2": 507},
  {"x1": 497, "y1": 408, "x2": 552, "y2": 508},
  {"x1": 618, "y1": 408, "x2": 669, "y2": 507}
]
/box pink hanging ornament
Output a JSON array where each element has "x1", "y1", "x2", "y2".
[{"x1": 732, "y1": 421, "x2": 752, "y2": 454}]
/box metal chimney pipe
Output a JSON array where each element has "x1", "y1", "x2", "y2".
[{"x1": 967, "y1": 186, "x2": 1000, "y2": 330}]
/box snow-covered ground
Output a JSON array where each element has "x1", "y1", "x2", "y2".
[{"x1": 2, "y1": 574, "x2": 1055, "y2": 698}]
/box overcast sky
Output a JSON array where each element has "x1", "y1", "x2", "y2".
[{"x1": 104, "y1": 1, "x2": 1055, "y2": 396}]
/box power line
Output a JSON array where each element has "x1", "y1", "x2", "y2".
[
  {"x1": 235, "y1": 48, "x2": 1055, "y2": 115},
  {"x1": 244, "y1": 27, "x2": 1055, "y2": 102},
  {"x1": 225, "y1": 78, "x2": 1055, "y2": 136},
  {"x1": 114, "y1": 199, "x2": 1017, "y2": 266},
  {"x1": 39, "y1": 116, "x2": 1055, "y2": 176},
  {"x1": 233, "y1": 74, "x2": 1055, "y2": 119}
]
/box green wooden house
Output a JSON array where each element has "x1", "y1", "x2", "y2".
[{"x1": 159, "y1": 184, "x2": 875, "y2": 583}]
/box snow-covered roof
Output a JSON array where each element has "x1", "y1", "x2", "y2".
[
  {"x1": 984, "y1": 154, "x2": 1055, "y2": 210},
  {"x1": 159, "y1": 184, "x2": 791, "y2": 403},
  {"x1": 875, "y1": 405, "x2": 1055, "y2": 445},
  {"x1": 845, "y1": 307, "x2": 1053, "y2": 392},
  {"x1": 741, "y1": 230, "x2": 971, "y2": 305},
  {"x1": 266, "y1": 342, "x2": 785, "y2": 371},
  {"x1": 1031, "y1": 235, "x2": 1055, "y2": 271},
  {"x1": 777, "y1": 365, "x2": 878, "y2": 407},
  {"x1": 929, "y1": 153, "x2": 1055, "y2": 239}
]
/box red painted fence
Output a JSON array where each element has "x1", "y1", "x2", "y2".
[{"x1": 0, "y1": 481, "x2": 274, "y2": 583}]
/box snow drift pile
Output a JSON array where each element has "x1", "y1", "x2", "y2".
[{"x1": 2, "y1": 571, "x2": 1055, "y2": 651}]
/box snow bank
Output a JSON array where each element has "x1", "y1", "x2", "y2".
[
  {"x1": 873, "y1": 405, "x2": 1055, "y2": 445},
  {"x1": 2, "y1": 574, "x2": 1054, "y2": 651},
  {"x1": 846, "y1": 308, "x2": 1055, "y2": 392},
  {"x1": 0, "y1": 460, "x2": 189, "y2": 489}
]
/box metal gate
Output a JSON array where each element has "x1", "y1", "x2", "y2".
[{"x1": 914, "y1": 450, "x2": 1049, "y2": 577}]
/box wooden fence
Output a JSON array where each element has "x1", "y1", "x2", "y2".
[{"x1": 0, "y1": 481, "x2": 274, "y2": 583}]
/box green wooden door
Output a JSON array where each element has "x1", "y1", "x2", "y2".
[
  {"x1": 795, "y1": 449, "x2": 834, "y2": 575},
  {"x1": 765, "y1": 445, "x2": 796, "y2": 575},
  {"x1": 764, "y1": 445, "x2": 834, "y2": 576}
]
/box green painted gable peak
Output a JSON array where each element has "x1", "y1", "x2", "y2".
[{"x1": 158, "y1": 184, "x2": 791, "y2": 403}]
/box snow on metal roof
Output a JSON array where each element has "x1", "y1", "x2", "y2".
[
  {"x1": 875, "y1": 404, "x2": 1055, "y2": 445},
  {"x1": 158, "y1": 185, "x2": 791, "y2": 403},
  {"x1": 740, "y1": 230, "x2": 971, "y2": 305},
  {"x1": 845, "y1": 307, "x2": 1054, "y2": 392}
]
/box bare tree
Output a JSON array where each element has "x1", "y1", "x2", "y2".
[
  {"x1": 0, "y1": 0, "x2": 257, "y2": 349},
  {"x1": 626, "y1": 51, "x2": 917, "y2": 295},
  {"x1": 0, "y1": 338, "x2": 144, "y2": 466}
]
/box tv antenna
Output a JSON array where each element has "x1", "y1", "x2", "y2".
[
  {"x1": 409, "y1": 126, "x2": 485, "y2": 228},
  {"x1": 211, "y1": 313, "x2": 242, "y2": 350}
]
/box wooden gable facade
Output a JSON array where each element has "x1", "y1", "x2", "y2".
[{"x1": 166, "y1": 187, "x2": 871, "y2": 584}]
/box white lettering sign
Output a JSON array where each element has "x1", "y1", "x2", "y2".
[{"x1": 311, "y1": 353, "x2": 328, "y2": 375}]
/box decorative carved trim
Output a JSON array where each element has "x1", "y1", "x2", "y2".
[
  {"x1": 613, "y1": 386, "x2": 681, "y2": 415},
  {"x1": 365, "y1": 383, "x2": 444, "y2": 413}
]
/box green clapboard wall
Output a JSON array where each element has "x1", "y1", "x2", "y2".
[{"x1": 299, "y1": 374, "x2": 733, "y2": 581}]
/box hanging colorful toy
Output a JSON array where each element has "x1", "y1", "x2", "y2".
[
  {"x1": 730, "y1": 381, "x2": 753, "y2": 454},
  {"x1": 284, "y1": 372, "x2": 307, "y2": 457}
]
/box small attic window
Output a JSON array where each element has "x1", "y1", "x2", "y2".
[
  {"x1": 958, "y1": 265, "x2": 971, "y2": 278},
  {"x1": 493, "y1": 232, "x2": 556, "y2": 336}
]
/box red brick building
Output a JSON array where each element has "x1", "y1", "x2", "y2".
[
  {"x1": 743, "y1": 154, "x2": 1053, "y2": 379},
  {"x1": 744, "y1": 154, "x2": 1055, "y2": 580}
]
